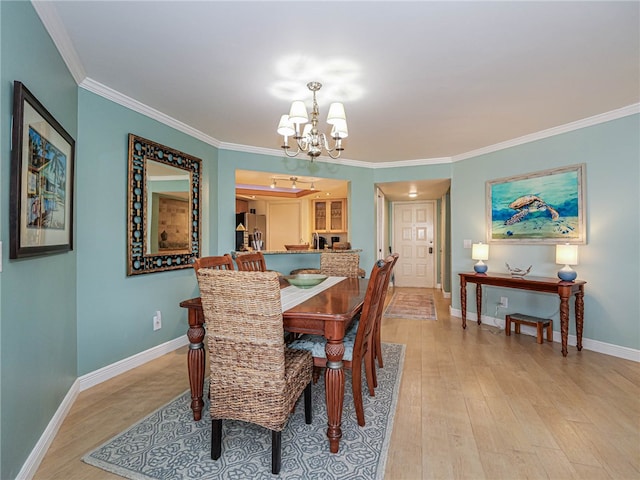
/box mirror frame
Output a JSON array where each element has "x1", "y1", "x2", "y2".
[{"x1": 127, "y1": 134, "x2": 201, "y2": 275}]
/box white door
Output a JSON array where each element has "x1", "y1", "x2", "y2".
[{"x1": 392, "y1": 201, "x2": 436, "y2": 287}]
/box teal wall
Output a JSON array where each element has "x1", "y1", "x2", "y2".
[
  {"x1": 0, "y1": 2, "x2": 78, "y2": 478},
  {"x1": 451, "y1": 115, "x2": 640, "y2": 349},
  {"x1": 76, "y1": 89, "x2": 219, "y2": 374},
  {"x1": 1, "y1": 2, "x2": 638, "y2": 479}
]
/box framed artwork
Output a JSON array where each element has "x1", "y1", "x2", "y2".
[
  {"x1": 10, "y1": 81, "x2": 75, "y2": 258},
  {"x1": 486, "y1": 164, "x2": 586, "y2": 244}
]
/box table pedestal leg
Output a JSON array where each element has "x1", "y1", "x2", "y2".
[
  {"x1": 576, "y1": 287, "x2": 585, "y2": 351},
  {"x1": 187, "y1": 309, "x2": 205, "y2": 421},
  {"x1": 475, "y1": 284, "x2": 483, "y2": 325},
  {"x1": 461, "y1": 279, "x2": 467, "y2": 329},
  {"x1": 324, "y1": 340, "x2": 345, "y2": 453},
  {"x1": 559, "y1": 289, "x2": 570, "y2": 357}
]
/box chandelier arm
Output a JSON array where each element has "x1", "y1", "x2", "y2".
[
  {"x1": 318, "y1": 134, "x2": 344, "y2": 155},
  {"x1": 282, "y1": 145, "x2": 302, "y2": 158},
  {"x1": 326, "y1": 149, "x2": 342, "y2": 160}
]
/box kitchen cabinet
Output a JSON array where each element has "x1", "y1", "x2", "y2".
[
  {"x1": 313, "y1": 199, "x2": 346, "y2": 233},
  {"x1": 236, "y1": 199, "x2": 249, "y2": 213}
]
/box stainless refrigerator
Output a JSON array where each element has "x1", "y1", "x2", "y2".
[{"x1": 235, "y1": 213, "x2": 266, "y2": 250}]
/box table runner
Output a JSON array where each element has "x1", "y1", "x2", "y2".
[{"x1": 280, "y1": 276, "x2": 345, "y2": 311}]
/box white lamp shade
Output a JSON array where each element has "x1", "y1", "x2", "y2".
[
  {"x1": 288, "y1": 100, "x2": 308, "y2": 124},
  {"x1": 472, "y1": 243, "x2": 489, "y2": 261},
  {"x1": 330, "y1": 119, "x2": 349, "y2": 139},
  {"x1": 276, "y1": 115, "x2": 295, "y2": 136},
  {"x1": 302, "y1": 124, "x2": 312, "y2": 138},
  {"x1": 556, "y1": 243, "x2": 578, "y2": 265},
  {"x1": 326, "y1": 102, "x2": 346, "y2": 125}
]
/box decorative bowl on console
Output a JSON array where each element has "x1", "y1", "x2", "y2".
[{"x1": 505, "y1": 263, "x2": 532, "y2": 278}]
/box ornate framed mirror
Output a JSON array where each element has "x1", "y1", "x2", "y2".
[{"x1": 127, "y1": 134, "x2": 201, "y2": 275}]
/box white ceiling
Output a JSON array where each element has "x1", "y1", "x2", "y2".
[{"x1": 36, "y1": 1, "x2": 639, "y2": 168}]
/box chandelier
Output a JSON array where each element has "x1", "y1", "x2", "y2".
[{"x1": 277, "y1": 82, "x2": 348, "y2": 161}]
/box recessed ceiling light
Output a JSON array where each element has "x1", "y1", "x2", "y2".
[{"x1": 409, "y1": 192, "x2": 418, "y2": 198}]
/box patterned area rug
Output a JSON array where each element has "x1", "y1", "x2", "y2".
[
  {"x1": 384, "y1": 290, "x2": 437, "y2": 320},
  {"x1": 83, "y1": 343, "x2": 405, "y2": 480}
]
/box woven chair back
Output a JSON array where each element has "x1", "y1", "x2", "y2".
[
  {"x1": 192, "y1": 254, "x2": 234, "y2": 274},
  {"x1": 235, "y1": 251, "x2": 267, "y2": 272},
  {"x1": 197, "y1": 269, "x2": 290, "y2": 431},
  {"x1": 320, "y1": 252, "x2": 360, "y2": 277}
]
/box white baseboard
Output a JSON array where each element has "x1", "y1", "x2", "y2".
[
  {"x1": 79, "y1": 336, "x2": 189, "y2": 391},
  {"x1": 16, "y1": 381, "x2": 80, "y2": 480},
  {"x1": 17, "y1": 336, "x2": 189, "y2": 480},
  {"x1": 449, "y1": 306, "x2": 640, "y2": 363}
]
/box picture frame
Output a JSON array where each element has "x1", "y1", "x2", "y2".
[
  {"x1": 10, "y1": 81, "x2": 75, "y2": 258},
  {"x1": 486, "y1": 164, "x2": 586, "y2": 244}
]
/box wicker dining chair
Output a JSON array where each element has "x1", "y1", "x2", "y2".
[
  {"x1": 371, "y1": 253, "x2": 399, "y2": 387},
  {"x1": 234, "y1": 251, "x2": 267, "y2": 272},
  {"x1": 320, "y1": 252, "x2": 361, "y2": 277},
  {"x1": 288, "y1": 255, "x2": 394, "y2": 427},
  {"x1": 196, "y1": 269, "x2": 313, "y2": 475},
  {"x1": 192, "y1": 254, "x2": 234, "y2": 274}
]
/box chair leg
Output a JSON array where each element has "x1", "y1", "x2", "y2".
[
  {"x1": 271, "y1": 430, "x2": 282, "y2": 475},
  {"x1": 364, "y1": 348, "x2": 376, "y2": 397},
  {"x1": 374, "y1": 324, "x2": 384, "y2": 369},
  {"x1": 371, "y1": 353, "x2": 378, "y2": 389},
  {"x1": 304, "y1": 382, "x2": 312, "y2": 424},
  {"x1": 312, "y1": 366, "x2": 321, "y2": 384},
  {"x1": 352, "y1": 363, "x2": 366, "y2": 427},
  {"x1": 211, "y1": 419, "x2": 222, "y2": 460}
]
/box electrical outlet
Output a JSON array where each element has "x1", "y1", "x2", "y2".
[
  {"x1": 153, "y1": 310, "x2": 162, "y2": 331},
  {"x1": 499, "y1": 297, "x2": 508, "y2": 308}
]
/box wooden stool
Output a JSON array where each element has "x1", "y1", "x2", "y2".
[{"x1": 505, "y1": 313, "x2": 553, "y2": 344}]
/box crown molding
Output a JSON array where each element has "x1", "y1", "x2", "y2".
[
  {"x1": 79, "y1": 78, "x2": 222, "y2": 148},
  {"x1": 31, "y1": 0, "x2": 86, "y2": 84},
  {"x1": 217, "y1": 141, "x2": 374, "y2": 168},
  {"x1": 80, "y1": 78, "x2": 640, "y2": 170},
  {"x1": 370, "y1": 157, "x2": 452, "y2": 168},
  {"x1": 452, "y1": 103, "x2": 640, "y2": 162}
]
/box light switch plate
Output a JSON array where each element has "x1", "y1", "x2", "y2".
[{"x1": 464, "y1": 239, "x2": 472, "y2": 248}]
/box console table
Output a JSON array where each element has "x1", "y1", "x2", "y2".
[{"x1": 458, "y1": 272, "x2": 586, "y2": 356}]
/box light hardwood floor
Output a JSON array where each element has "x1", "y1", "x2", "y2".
[{"x1": 34, "y1": 287, "x2": 640, "y2": 479}]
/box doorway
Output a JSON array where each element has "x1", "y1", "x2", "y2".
[{"x1": 392, "y1": 201, "x2": 436, "y2": 288}]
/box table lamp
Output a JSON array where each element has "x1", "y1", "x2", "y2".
[
  {"x1": 556, "y1": 243, "x2": 578, "y2": 281},
  {"x1": 471, "y1": 242, "x2": 489, "y2": 273}
]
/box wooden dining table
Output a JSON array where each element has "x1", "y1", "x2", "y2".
[{"x1": 179, "y1": 276, "x2": 368, "y2": 454}]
